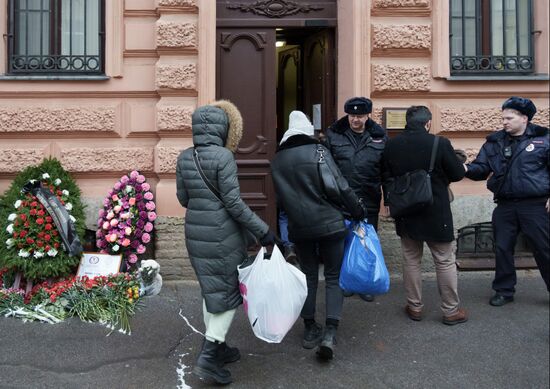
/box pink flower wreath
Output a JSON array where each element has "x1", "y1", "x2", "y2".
[{"x1": 96, "y1": 170, "x2": 156, "y2": 269}]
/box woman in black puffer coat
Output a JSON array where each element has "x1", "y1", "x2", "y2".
[
  {"x1": 271, "y1": 111, "x2": 366, "y2": 361},
  {"x1": 176, "y1": 100, "x2": 277, "y2": 384}
]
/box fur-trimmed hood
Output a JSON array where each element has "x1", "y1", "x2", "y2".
[{"x1": 191, "y1": 100, "x2": 243, "y2": 152}]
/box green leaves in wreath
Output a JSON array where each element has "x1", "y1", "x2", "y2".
[{"x1": 0, "y1": 158, "x2": 85, "y2": 281}]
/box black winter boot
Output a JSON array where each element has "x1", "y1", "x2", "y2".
[
  {"x1": 302, "y1": 322, "x2": 323, "y2": 349},
  {"x1": 317, "y1": 325, "x2": 337, "y2": 360},
  {"x1": 218, "y1": 342, "x2": 241, "y2": 364},
  {"x1": 193, "y1": 339, "x2": 232, "y2": 384}
]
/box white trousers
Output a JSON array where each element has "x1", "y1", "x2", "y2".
[{"x1": 202, "y1": 300, "x2": 236, "y2": 343}]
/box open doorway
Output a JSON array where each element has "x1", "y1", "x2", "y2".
[
  {"x1": 215, "y1": 24, "x2": 336, "y2": 229},
  {"x1": 276, "y1": 27, "x2": 336, "y2": 142}
]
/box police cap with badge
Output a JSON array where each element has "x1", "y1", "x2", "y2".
[
  {"x1": 344, "y1": 97, "x2": 373, "y2": 115},
  {"x1": 502, "y1": 96, "x2": 537, "y2": 121}
]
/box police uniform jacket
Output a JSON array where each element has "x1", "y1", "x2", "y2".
[
  {"x1": 323, "y1": 116, "x2": 386, "y2": 215},
  {"x1": 466, "y1": 123, "x2": 549, "y2": 200}
]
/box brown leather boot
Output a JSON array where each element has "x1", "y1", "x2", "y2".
[
  {"x1": 405, "y1": 305, "x2": 422, "y2": 321},
  {"x1": 443, "y1": 308, "x2": 468, "y2": 326}
]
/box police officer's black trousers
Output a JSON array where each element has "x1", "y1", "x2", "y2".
[{"x1": 492, "y1": 199, "x2": 550, "y2": 296}]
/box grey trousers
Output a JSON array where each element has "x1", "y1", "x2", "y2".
[{"x1": 400, "y1": 237, "x2": 460, "y2": 316}]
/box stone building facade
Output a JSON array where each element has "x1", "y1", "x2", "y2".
[{"x1": 0, "y1": 0, "x2": 548, "y2": 280}]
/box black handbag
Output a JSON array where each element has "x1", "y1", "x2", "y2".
[
  {"x1": 316, "y1": 144, "x2": 342, "y2": 206},
  {"x1": 385, "y1": 137, "x2": 439, "y2": 218}
]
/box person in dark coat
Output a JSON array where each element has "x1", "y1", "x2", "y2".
[
  {"x1": 271, "y1": 111, "x2": 366, "y2": 361},
  {"x1": 382, "y1": 106, "x2": 468, "y2": 325},
  {"x1": 323, "y1": 97, "x2": 386, "y2": 302},
  {"x1": 464, "y1": 96, "x2": 549, "y2": 306},
  {"x1": 176, "y1": 100, "x2": 277, "y2": 384}
]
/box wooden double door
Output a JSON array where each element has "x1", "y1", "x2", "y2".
[{"x1": 216, "y1": 2, "x2": 336, "y2": 229}]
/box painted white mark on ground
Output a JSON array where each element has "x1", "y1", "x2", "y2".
[
  {"x1": 176, "y1": 310, "x2": 206, "y2": 387},
  {"x1": 176, "y1": 352, "x2": 192, "y2": 389},
  {"x1": 178, "y1": 309, "x2": 204, "y2": 336}
]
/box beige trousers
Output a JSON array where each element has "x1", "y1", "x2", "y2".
[
  {"x1": 400, "y1": 237, "x2": 460, "y2": 316},
  {"x1": 202, "y1": 300, "x2": 237, "y2": 343}
]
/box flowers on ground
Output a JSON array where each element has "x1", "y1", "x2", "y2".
[
  {"x1": 0, "y1": 271, "x2": 141, "y2": 333},
  {"x1": 96, "y1": 171, "x2": 156, "y2": 270}
]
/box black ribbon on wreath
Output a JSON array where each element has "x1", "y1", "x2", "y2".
[{"x1": 21, "y1": 181, "x2": 83, "y2": 258}]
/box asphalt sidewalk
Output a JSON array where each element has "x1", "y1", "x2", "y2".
[{"x1": 1, "y1": 271, "x2": 548, "y2": 389}]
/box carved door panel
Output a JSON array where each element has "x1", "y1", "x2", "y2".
[
  {"x1": 216, "y1": 28, "x2": 277, "y2": 228},
  {"x1": 303, "y1": 30, "x2": 335, "y2": 132},
  {"x1": 277, "y1": 45, "x2": 302, "y2": 141}
]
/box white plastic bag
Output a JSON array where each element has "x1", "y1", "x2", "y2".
[{"x1": 238, "y1": 245, "x2": 307, "y2": 343}]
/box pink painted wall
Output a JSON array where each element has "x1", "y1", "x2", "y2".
[
  {"x1": 0, "y1": 0, "x2": 199, "y2": 217},
  {"x1": 0, "y1": 0, "x2": 548, "y2": 217},
  {"x1": 337, "y1": 0, "x2": 549, "y2": 197}
]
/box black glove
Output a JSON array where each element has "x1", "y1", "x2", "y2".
[
  {"x1": 259, "y1": 230, "x2": 282, "y2": 247},
  {"x1": 454, "y1": 149, "x2": 468, "y2": 163},
  {"x1": 351, "y1": 199, "x2": 368, "y2": 222}
]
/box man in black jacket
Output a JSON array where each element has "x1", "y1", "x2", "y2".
[
  {"x1": 323, "y1": 97, "x2": 386, "y2": 302},
  {"x1": 382, "y1": 106, "x2": 468, "y2": 325},
  {"x1": 465, "y1": 97, "x2": 550, "y2": 306}
]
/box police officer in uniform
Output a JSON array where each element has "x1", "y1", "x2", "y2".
[
  {"x1": 323, "y1": 97, "x2": 386, "y2": 302},
  {"x1": 465, "y1": 97, "x2": 550, "y2": 306}
]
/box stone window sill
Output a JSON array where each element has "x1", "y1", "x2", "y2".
[
  {"x1": 446, "y1": 74, "x2": 549, "y2": 81},
  {"x1": 0, "y1": 75, "x2": 110, "y2": 81}
]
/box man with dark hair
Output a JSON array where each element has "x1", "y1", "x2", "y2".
[
  {"x1": 465, "y1": 97, "x2": 549, "y2": 306},
  {"x1": 382, "y1": 105, "x2": 468, "y2": 325},
  {"x1": 323, "y1": 96, "x2": 386, "y2": 302}
]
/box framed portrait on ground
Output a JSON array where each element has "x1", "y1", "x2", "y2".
[{"x1": 76, "y1": 252, "x2": 123, "y2": 278}]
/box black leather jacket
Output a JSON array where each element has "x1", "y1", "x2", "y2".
[
  {"x1": 323, "y1": 116, "x2": 386, "y2": 214},
  {"x1": 271, "y1": 135, "x2": 365, "y2": 242}
]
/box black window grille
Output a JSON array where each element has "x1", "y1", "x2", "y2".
[
  {"x1": 7, "y1": 0, "x2": 105, "y2": 75},
  {"x1": 450, "y1": 0, "x2": 534, "y2": 75}
]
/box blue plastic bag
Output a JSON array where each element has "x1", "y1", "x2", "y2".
[{"x1": 339, "y1": 220, "x2": 390, "y2": 295}]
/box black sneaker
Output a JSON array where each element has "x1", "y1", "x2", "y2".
[
  {"x1": 489, "y1": 294, "x2": 514, "y2": 307},
  {"x1": 302, "y1": 322, "x2": 323, "y2": 349},
  {"x1": 359, "y1": 294, "x2": 375, "y2": 302}
]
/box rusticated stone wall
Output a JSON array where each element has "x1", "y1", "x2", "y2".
[
  {"x1": 155, "y1": 217, "x2": 195, "y2": 281},
  {"x1": 0, "y1": 149, "x2": 46, "y2": 173},
  {"x1": 372, "y1": 64, "x2": 431, "y2": 91},
  {"x1": 157, "y1": 106, "x2": 193, "y2": 132},
  {"x1": 0, "y1": 106, "x2": 116, "y2": 133},
  {"x1": 373, "y1": 0, "x2": 430, "y2": 8},
  {"x1": 156, "y1": 146, "x2": 185, "y2": 173},
  {"x1": 159, "y1": 0, "x2": 197, "y2": 6},
  {"x1": 61, "y1": 148, "x2": 155, "y2": 172},
  {"x1": 372, "y1": 24, "x2": 431, "y2": 50},
  {"x1": 440, "y1": 106, "x2": 550, "y2": 132},
  {"x1": 157, "y1": 22, "x2": 197, "y2": 48},
  {"x1": 156, "y1": 64, "x2": 197, "y2": 90}
]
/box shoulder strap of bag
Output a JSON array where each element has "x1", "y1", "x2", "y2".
[
  {"x1": 428, "y1": 136, "x2": 440, "y2": 174},
  {"x1": 192, "y1": 147, "x2": 223, "y2": 203}
]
